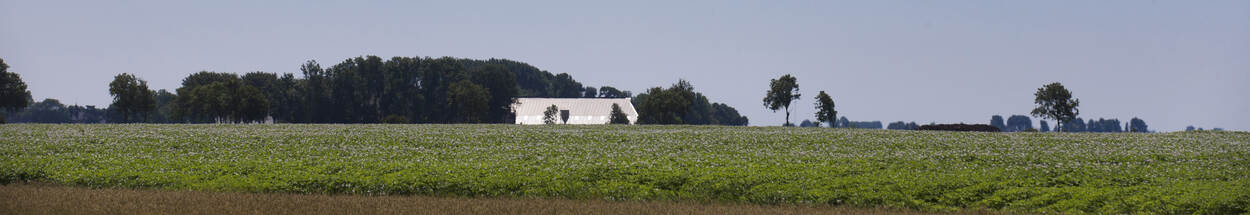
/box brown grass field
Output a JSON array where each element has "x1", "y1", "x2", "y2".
[{"x1": 0, "y1": 184, "x2": 1008, "y2": 215}]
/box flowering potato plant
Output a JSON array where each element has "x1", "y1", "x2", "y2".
[{"x1": 1, "y1": 124, "x2": 1247, "y2": 214}]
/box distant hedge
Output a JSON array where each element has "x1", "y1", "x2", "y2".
[{"x1": 916, "y1": 123, "x2": 1001, "y2": 132}]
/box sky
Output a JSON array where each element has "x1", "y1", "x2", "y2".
[{"x1": 1, "y1": 0, "x2": 1247, "y2": 131}]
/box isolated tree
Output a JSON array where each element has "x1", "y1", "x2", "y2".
[
  {"x1": 990, "y1": 115, "x2": 1006, "y2": 131},
  {"x1": 763, "y1": 74, "x2": 800, "y2": 126},
  {"x1": 1039, "y1": 120, "x2": 1050, "y2": 132},
  {"x1": 609, "y1": 103, "x2": 630, "y2": 124},
  {"x1": 447, "y1": 80, "x2": 490, "y2": 123},
  {"x1": 1129, "y1": 117, "x2": 1148, "y2": 133},
  {"x1": 1030, "y1": 82, "x2": 1079, "y2": 132},
  {"x1": 109, "y1": 73, "x2": 156, "y2": 122},
  {"x1": 0, "y1": 58, "x2": 32, "y2": 123},
  {"x1": 543, "y1": 105, "x2": 559, "y2": 125},
  {"x1": 813, "y1": 91, "x2": 836, "y2": 128}
]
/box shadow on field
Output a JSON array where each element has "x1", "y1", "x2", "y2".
[{"x1": 0, "y1": 184, "x2": 1006, "y2": 215}]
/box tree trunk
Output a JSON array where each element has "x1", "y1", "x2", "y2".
[{"x1": 784, "y1": 107, "x2": 791, "y2": 126}]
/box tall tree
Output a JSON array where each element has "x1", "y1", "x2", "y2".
[
  {"x1": 608, "y1": 103, "x2": 630, "y2": 124},
  {"x1": 1129, "y1": 117, "x2": 1148, "y2": 133},
  {"x1": 469, "y1": 64, "x2": 519, "y2": 123},
  {"x1": 108, "y1": 73, "x2": 156, "y2": 123},
  {"x1": 763, "y1": 74, "x2": 800, "y2": 126},
  {"x1": 421, "y1": 57, "x2": 467, "y2": 123},
  {"x1": 633, "y1": 80, "x2": 694, "y2": 124},
  {"x1": 550, "y1": 73, "x2": 583, "y2": 98},
  {"x1": 382, "y1": 57, "x2": 422, "y2": 123},
  {"x1": 447, "y1": 80, "x2": 489, "y2": 123},
  {"x1": 0, "y1": 58, "x2": 32, "y2": 123},
  {"x1": 150, "y1": 89, "x2": 176, "y2": 123},
  {"x1": 1030, "y1": 82, "x2": 1079, "y2": 132},
  {"x1": 990, "y1": 115, "x2": 1006, "y2": 131},
  {"x1": 300, "y1": 61, "x2": 331, "y2": 123},
  {"x1": 813, "y1": 91, "x2": 836, "y2": 128}
]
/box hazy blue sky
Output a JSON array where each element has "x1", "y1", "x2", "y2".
[{"x1": 2, "y1": 0, "x2": 1247, "y2": 131}]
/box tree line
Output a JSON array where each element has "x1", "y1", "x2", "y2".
[
  {"x1": 759, "y1": 74, "x2": 1156, "y2": 132},
  {"x1": 0, "y1": 56, "x2": 748, "y2": 125}
]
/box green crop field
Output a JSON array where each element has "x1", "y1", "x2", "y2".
[{"x1": 1, "y1": 124, "x2": 1247, "y2": 214}]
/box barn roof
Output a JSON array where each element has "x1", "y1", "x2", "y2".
[{"x1": 512, "y1": 98, "x2": 638, "y2": 124}]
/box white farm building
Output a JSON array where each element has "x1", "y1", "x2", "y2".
[{"x1": 512, "y1": 98, "x2": 638, "y2": 125}]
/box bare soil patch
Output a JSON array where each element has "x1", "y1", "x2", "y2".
[{"x1": 0, "y1": 184, "x2": 999, "y2": 215}]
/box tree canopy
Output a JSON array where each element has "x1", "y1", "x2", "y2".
[
  {"x1": 0, "y1": 58, "x2": 32, "y2": 118},
  {"x1": 1031, "y1": 82, "x2": 1079, "y2": 132},
  {"x1": 814, "y1": 91, "x2": 836, "y2": 128},
  {"x1": 108, "y1": 73, "x2": 156, "y2": 123},
  {"x1": 633, "y1": 80, "x2": 747, "y2": 126},
  {"x1": 763, "y1": 74, "x2": 800, "y2": 126}
]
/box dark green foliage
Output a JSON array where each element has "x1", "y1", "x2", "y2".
[
  {"x1": 1129, "y1": 117, "x2": 1148, "y2": 132},
  {"x1": 813, "y1": 91, "x2": 836, "y2": 128},
  {"x1": 1087, "y1": 118, "x2": 1123, "y2": 133},
  {"x1": 633, "y1": 80, "x2": 742, "y2": 126},
  {"x1": 763, "y1": 74, "x2": 800, "y2": 126},
  {"x1": 609, "y1": 103, "x2": 629, "y2": 124},
  {"x1": 460, "y1": 58, "x2": 554, "y2": 98},
  {"x1": 834, "y1": 116, "x2": 882, "y2": 129},
  {"x1": 597, "y1": 86, "x2": 631, "y2": 98},
  {"x1": 583, "y1": 86, "x2": 598, "y2": 98},
  {"x1": 990, "y1": 115, "x2": 1006, "y2": 131},
  {"x1": 171, "y1": 72, "x2": 269, "y2": 123},
  {"x1": 241, "y1": 72, "x2": 302, "y2": 123},
  {"x1": 167, "y1": 56, "x2": 600, "y2": 124},
  {"x1": 634, "y1": 83, "x2": 692, "y2": 125},
  {"x1": 420, "y1": 57, "x2": 468, "y2": 123},
  {"x1": 108, "y1": 73, "x2": 156, "y2": 123},
  {"x1": 0, "y1": 58, "x2": 32, "y2": 117},
  {"x1": 550, "y1": 73, "x2": 584, "y2": 98},
  {"x1": 2, "y1": 98, "x2": 71, "y2": 123},
  {"x1": 711, "y1": 103, "x2": 748, "y2": 126},
  {"x1": 1031, "y1": 82, "x2": 1080, "y2": 132},
  {"x1": 447, "y1": 80, "x2": 490, "y2": 123},
  {"x1": 468, "y1": 64, "x2": 519, "y2": 123},
  {"x1": 1005, "y1": 115, "x2": 1033, "y2": 132},
  {"x1": 886, "y1": 121, "x2": 920, "y2": 130},
  {"x1": 1039, "y1": 120, "x2": 1050, "y2": 132},
  {"x1": 543, "y1": 105, "x2": 558, "y2": 125},
  {"x1": 67, "y1": 105, "x2": 108, "y2": 123},
  {"x1": 149, "y1": 89, "x2": 176, "y2": 123},
  {"x1": 1061, "y1": 117, "x2": 1088, "y2": 132}
]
